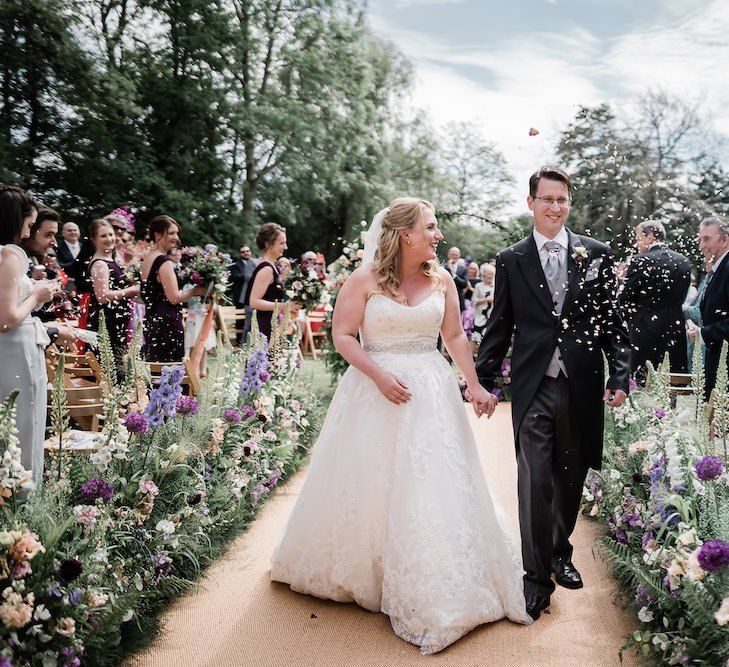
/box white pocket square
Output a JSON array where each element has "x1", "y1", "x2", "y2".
[{"x1": 585, "y1": 258, "x2": 602, "y2": 281}]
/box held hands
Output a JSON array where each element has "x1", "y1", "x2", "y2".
[
  {"x1": 603, "y1": 388, "x2": 627, "y2": 408},
  {"x1": 374, "y1": 370, "x2": 412, "y2": 405},
  {"x1": 464, "y1": 384, "x2": 498, "y2": 419}
]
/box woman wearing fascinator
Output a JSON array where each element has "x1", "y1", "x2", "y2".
[{"x1": 271, "y1": 197, "x2": 531, "y2": 655}]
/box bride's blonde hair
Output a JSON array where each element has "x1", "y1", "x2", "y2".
[{"x1": 373, "y1": 197, "x2": 443, "y2": 303}]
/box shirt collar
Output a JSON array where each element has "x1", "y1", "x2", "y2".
[
  {"x1": 712, "y1": 249, "x2": 729, "y2": 273},
  {"x1": 533, "y1": 226, "x2": 568, "y2": 252}
]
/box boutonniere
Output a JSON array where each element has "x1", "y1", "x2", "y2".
[{"x1": 571, "y1": 245, "x2": 589, "y2": 265}]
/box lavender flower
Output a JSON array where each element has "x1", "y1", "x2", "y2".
[
  {"x1": 81, "y1": 477, "x2": 114, "y2": 502},
  {"x1": 654, "y1": 408, "x2": 667, "y2": 419},
  {"x1": 222, "y1": 408, "x2": 242, "y2": 424},
  {"x1": 123, "y1": 412, "x2": 149, "y2": 434},
  {"x1": 176, "y1": 396, "x2": 199, "y2": 416},
  {"x1": 698, "y1": 540, "x2": 729, "y2": 572},
  {"x1": 695, "y1": 456, "x2": 725, "y2": 481}
]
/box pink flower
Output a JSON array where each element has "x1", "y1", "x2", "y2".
[
  {"x1": 138, "y1": 479, "x2": 160, "y2": 496},
  {"x1": 73, "y1": 505, "x2": 99, "y2": 526}
]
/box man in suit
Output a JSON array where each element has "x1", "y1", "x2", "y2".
[
  {"x1": 56, "y1": 222, "x2": 81, "y2": 270},
  {"x1": 443, "y1": 246, "x2": 468, "y2": 311},
  {"x1": 698, "y1": 216, "x2": 729, "y2": 396},
  {"x1": 619, "y1": 220, "x2": 691, "y2": 385},
  {"x1": 230, "y1": 245, "x2": 258, "y2": 343},
  {"x1": 475, "y1": 166, "x2": 631, "y2": 621}
]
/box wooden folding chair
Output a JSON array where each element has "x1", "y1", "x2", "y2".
[
  {"x1": 669, "y1": 372, "x2": 694, "y2": 396},
  {"x1": 301, "y1": 311, "x2": 328, "y2": 359},
  {"x1": 48, "y1": 384, "x2": 105, "y2": 432},
  {"x1": 216, "y1": 305, "x2": 247, "y2": 346}
]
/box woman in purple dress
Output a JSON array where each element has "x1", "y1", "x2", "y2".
[
  {"x1": 87, "y1": 219, "x2": 139, "y2": 372},
  {"x1": 140, "y1": 216, "x2": 203, "y2": 362}
]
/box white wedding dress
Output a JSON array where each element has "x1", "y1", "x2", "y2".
[{"x1": 271, "y1": 290, "x2": 531, "y2": 654}]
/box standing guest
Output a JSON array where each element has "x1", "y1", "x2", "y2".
[
  {"x1": 21, "y1": 206, "x2": 59, "y2": 281},
  {"x1": 230, "y1": 244, "x2": 258, "y2": 343},
  {"x1": 685, "y1": 261, "x2": 712, "y2": 371},
  {"x1": 87, "y1": 219, "x2": 140, "y2": 372},
  {"x1": 314, "y1": 252, "x2": 328, "y2": 280},
  {"x1": 443, "y1": 246, "x2": 468, "y2": 311},
  {"x1": 698, "y1": 216, "x2": 729, "y2": 396},
  {"x1": 471, "y1": 263, "x2": 496, "y2": 346},
  {"x1": 141, "y1": 215, "x2": 204, "y2": 362},
  {"x1": 619, "y1": 220, "x2": 691, "y2": 384},
  {"x1": 56, "y1": 221, "x2": 81, "y2": 269},
  {"x1": 244, "y1": 223, "x2": 297, "y2": 340},
  {"x1": 300, "y1": 250, "x2": 317, "y2": 272},
  {"x1": 118, "y1": 231, "x2": 138, "y2": 266},
  {"x1": 0, "y1": 185, "x2": 56, "y2": 485}
]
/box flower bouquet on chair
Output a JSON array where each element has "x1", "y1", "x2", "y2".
[{"x1": 179, "y1": 244, "x2": 232, "y2": 303}]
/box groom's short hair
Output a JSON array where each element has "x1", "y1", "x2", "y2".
[{"x1": 529, "y1": 166, "x2": 571, "y2": 198}]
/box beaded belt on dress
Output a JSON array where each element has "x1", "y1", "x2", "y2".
[{"x1": 363, "y1": 341, "x2": 436, "y2": 354}]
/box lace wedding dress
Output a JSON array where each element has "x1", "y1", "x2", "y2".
[{"x1": 271, "y1": 290, "x2": 531, "y2": 654}]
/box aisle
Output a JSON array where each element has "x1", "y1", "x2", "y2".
[{"x1": 131, "y1": 403, "x2": 639, "y2": 667}]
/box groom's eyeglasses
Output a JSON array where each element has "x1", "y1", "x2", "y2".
[{"x1": 534, "y1": 197, "x2": 571, "y2": 208}]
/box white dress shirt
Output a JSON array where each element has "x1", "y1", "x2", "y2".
[{"x1": 65, "y1": 239, "x2": 81, "y2": 259}]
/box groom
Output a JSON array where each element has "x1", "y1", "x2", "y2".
[{"x1": 475, "y1": 166, "x2": 630, "y2": 620}]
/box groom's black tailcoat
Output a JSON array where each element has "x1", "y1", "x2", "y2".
[{"x1": 476, "y1": 230, "x2": 631, "y2": 470}]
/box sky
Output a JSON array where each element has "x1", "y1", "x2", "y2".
[{"x1": 366, "y1": 0, "x2": 729, "y2": 214}]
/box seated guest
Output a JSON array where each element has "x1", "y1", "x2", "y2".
[
  {"x1": 141, "y1": 215, "x2": 204, "y2": 361},
  {"x1": 56, "y1": 221, "x2": 81, "y2": 269},
  {"x1": 619, "y1": 220, "x2": 691, "y2": 384},
  {"x1": 698, "y1": 216, "x2": 729, "y2": 396},
  {"x1": 87, "y1": 219, "x2": 140, "y2": 372}
]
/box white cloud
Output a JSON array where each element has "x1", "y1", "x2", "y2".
[{"x1": 369, "y1": 0, "x2": 729, "y2": 215}]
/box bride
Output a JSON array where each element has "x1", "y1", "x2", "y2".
[{"x1": 271, "y1": 197, "x2": 531, "y2": 654}]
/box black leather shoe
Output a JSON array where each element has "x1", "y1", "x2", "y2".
[
  {"x1": 525, "y1": 592, "x2": 551, "y2": 621},
  {"x1": 552, "y1": 559, "x2": 583, "y2": 589}
]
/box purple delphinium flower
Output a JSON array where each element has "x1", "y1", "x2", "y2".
[
  {"x1": 176, "y1": 396, "x2": 199, "y2": 416},
  {"x1": 635, "y1": 584, "x2": 654, "y2": 607},
  {"x1": 144, "y1": 365, "x2": 184, "y2": 427},
  {"x1": 250, "y1": 482, "x2": 269, "y2": 505},
  {"x1": 123, "y1": 412, "x2": 149, "y2": 434},
  {"x1": 697, "y1": 540, "x2": 729, "y2": 572},
  {"x1": 608, "y1": 520, "x2": 628, "y2": 545},
  {"x1": 492, "y1": 387, "x2": 505, "y2": 402},
  {"x1": 241, "y1": 341, "x2": 270, "y2": 395},
  {"x1": 68, "y1": 588, "x2": 83, "y2": 605},
  {"x1": 223, "y1": 408, "x2": 242, "y2": 424},
  {"x1": 59, "y1": 558, "x2": 84, "y2": 584},
  {"x1": 267, "y1": 468, "x2": 283, "y2": 489},
  {"x1": 654, "y1": 408, "x2": 667, "y2": 419},
  {"x1": 695, "y1": 456, "x2": 725, "y2": 481},
  {"x1": 81, "y1": 476, "x2": 114, "y2": 502}
]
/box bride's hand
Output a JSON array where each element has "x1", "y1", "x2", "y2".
[
  {"x1": 374, "y1": 370, "x2": 411, "y2": 405},
  {"x1": 468, "y1": 384, "x2": 497, "y2": 418}
]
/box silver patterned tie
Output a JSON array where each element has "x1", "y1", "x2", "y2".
[
  {"x1": 543, "y1": 240, "x2": 563, "y2": 290},
  {"x1": 543, "y1": 240, "x2": 569, "y2": 378}
]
